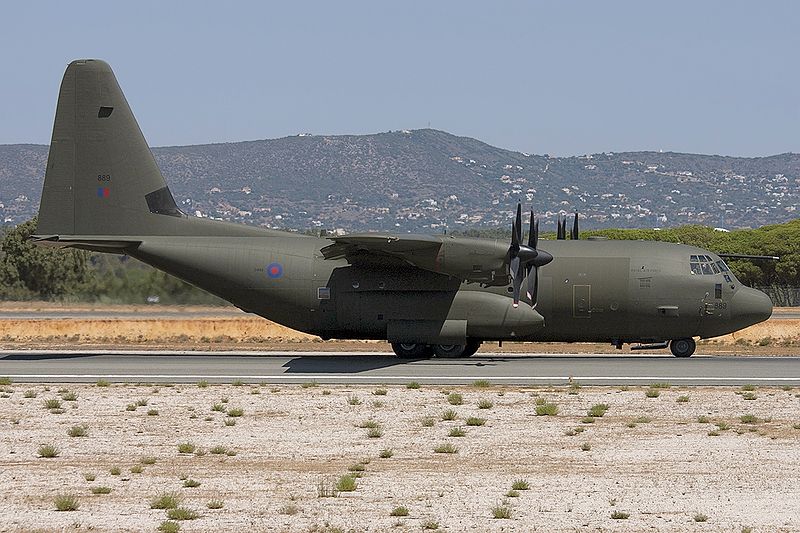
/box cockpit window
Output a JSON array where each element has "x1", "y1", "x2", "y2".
[{"x1": 690, "y1": 255, "x2": 726, "y2": 275}]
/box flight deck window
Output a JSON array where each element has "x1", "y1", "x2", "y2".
[{"x1": 691, "y1": 255, "x2": 727, "y2": 275}]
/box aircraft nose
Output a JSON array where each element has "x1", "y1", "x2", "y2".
[{"x1": 732, "y1": 287, "x2": 773, "y2": 327}]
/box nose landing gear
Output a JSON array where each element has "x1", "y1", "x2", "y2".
[{"x1": 670, "y1": 337, "x2": 696, "y2": 358}]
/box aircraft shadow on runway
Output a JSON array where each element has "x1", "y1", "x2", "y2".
[
  {"x1": 1, "y1": 352, "x2": 102, "y2": 361},
  {"x1": 282, "y1": 355, "x2": 411, "y2": 373}
]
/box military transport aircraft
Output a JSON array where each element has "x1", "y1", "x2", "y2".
[{"x1": 32, "y1": 60, "x2": 774, "y2": 358}]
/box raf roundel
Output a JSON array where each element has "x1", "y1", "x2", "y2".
[{"x1": 266, "y1": 262, "x2": 284, "y2": 279}]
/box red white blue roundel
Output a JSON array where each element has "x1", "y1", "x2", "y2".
[{"x1": 266, "y1": 262, "x2": 283, "y2": 279}]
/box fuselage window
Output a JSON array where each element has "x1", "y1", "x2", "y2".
[{"x1": 715, "y1": 283, "x2": 723, "y2": 299}]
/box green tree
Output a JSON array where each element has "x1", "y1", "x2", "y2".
[{"x1": 0, "y1": 218, "x2": 91, "y2": 300}]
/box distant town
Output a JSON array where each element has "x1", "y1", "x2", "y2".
[{"x1": 1, "y1": 129, "x2": 797, "y2": 232}]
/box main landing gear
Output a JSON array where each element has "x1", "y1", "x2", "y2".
[
  {"x1": 669, "y1": 337, "x2": 696, "y2": 358},
  {"x1": 391, "y1": 340, "x2": 482, "y2": 359}
]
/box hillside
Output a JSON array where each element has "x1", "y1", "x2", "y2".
[{"x1": 1, "y1": 129, "x2": 798, "y2": 231}]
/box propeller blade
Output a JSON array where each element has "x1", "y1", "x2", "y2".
[
  {"x1": 571, "y1": 212, "x2": 579, "y2": 240},
  {"x1": 515, "y1": 203, "x2": 522, "y2": 246},
  {"x1": 510, "y1": 256, "x2": 522, "y2": 307},
  {"x1": 533, "y1": 216, "x2": 539, "y2": 250},
  {"x1": 510, "y1": 204, "x2": 520, "y2": 253},
  {"x1": 527, "y1": 210, "x2": 534, "y2": 248}
]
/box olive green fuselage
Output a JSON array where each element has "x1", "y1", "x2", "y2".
[{"x1": 123, "y1": 221, "x2": 769, "y2": 345}]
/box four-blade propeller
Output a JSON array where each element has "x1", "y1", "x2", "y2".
[{"x1": 508, "y1": 204, "x2": 553, "y2": 308}]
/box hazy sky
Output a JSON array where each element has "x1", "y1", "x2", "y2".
[{"x1": 1, "y1": 1, "x2": 798, "y2": 156}]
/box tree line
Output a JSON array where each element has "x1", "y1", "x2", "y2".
[{"x1": 2, "y1": 217, "x2": 798, "y2": 305}]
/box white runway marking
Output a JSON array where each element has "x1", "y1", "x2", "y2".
[{"x1": 5, "y1": 375, "x2": 800, "y2": 382}]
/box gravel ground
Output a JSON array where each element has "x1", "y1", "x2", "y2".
[{"x1": 1, "y1": 382, "x2": 799, "y2": 532}]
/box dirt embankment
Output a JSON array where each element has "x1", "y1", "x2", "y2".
[{"x1": 0, "y1": 303, "x2": 797, "y2": 354}]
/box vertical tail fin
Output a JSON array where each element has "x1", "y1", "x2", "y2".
[{"x1": 36, "y1": 59, "x2": 183, "y2": 237}]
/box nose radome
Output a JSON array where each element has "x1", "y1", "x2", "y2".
[{"x1": 733, "y1": 287, "x2": 773, "y2": 326}]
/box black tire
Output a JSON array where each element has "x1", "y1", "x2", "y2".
[
  {"x1": 433, "y1": 344, "x2": 467, "y2": 358},
  {"x1": 670, "y1": 337, "x2": 696, "y2": 358},
  {"x1": 391, "y1": 342, "x2": 433, "y2": 359},
  {"x1": 461, "y1": 339, "x2": 482, "y2": 358}
]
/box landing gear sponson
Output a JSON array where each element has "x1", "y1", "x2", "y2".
[{"x1": 391, "y1": 340, "x2": 482, "y2": 359}]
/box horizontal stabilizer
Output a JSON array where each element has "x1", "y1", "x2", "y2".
[{"x1": 30, "y1": 234, "x2": 141, "y2": 253}]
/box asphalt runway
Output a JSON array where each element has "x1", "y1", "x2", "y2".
[{"x1": 1, "y1": 350, "x2": 799, "y2": 385}]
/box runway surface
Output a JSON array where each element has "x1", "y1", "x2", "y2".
[{"x1": 1, "y1": 350, "x2": 799, "y2": 385}]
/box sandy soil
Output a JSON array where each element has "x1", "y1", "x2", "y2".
[
  {"x1": 0, "y1": 382, "x2": 799, "y2": 532},
  {"x1": 0, "y1": 304, "x2": 798, "y2": 355}
]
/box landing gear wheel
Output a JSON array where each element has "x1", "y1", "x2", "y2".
[
  {"x1": 433, "y1": 344, "x2": 468, "y2": 358},
  {"x1": 670, "y1": 337, "x2": 696, "y2": 358},
  {"x1": 461, "y1": 339, "x2": 482, "y2": 358},
  {"x1": 391, "y1": 342, "x2": 433, "y2": 359}
]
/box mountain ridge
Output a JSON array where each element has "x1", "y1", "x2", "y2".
[{"x1": 1, "y1": 129, "x2": 797, "y2": 231}]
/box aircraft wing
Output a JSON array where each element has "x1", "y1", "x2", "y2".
[{"x1": 321, "y1": 233, "x2": 511, "y2": 285}]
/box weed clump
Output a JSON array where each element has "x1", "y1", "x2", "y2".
[
  {"x1": 38, "y1": 444, "x2": 60, "y2": 458},
  {"x1": 177, "y1": 442, "x2": 196, "y2": 454},
  {"x1": 151, "y1": 492, "x2": 181, "y2": 509},
  {"x1": 441, "y1": 409, "x2": 458, "y2": 421},
  {"x1": 511, "y1": 479, "x2": 530, "y2": 490},
  {"x1": 335, "y1": 474, "x2": 357, "y2": 492},
  {"x1": 466, "y1": 417, "x2": 486, "y2": 426},
  {"x1": 54, "y1": 493, "x2": 79, "y2": 511},
  {"x1": 434, "y1": 443, "x2": 458, "y2": 454},
  {"x1": 167, "y1": 507, "x2": 199, "y2": 520},
  {"x1": 448, "y1": 426, "x2": 466, "y2": 437},
  {"x1": 477, "y1": 399, "x2": 494, "y2": 409},
  {"x1": 390, "y1": 505, "x2": 409, "y2": 516},
  {"x1": 67, "y1": 424, "x2": 88, "y2": 437},
  {"x1": 535, "y1": 403, "x2": 558, "y2": 416},
  {"x1": 447, "y1": 392, "x2": 463, "y2": 405},
  {"x1": 492, "y1": 503, "x2": 512, "y2": 519},
  {"x1": 158, "y1": 522, "x2": 180, "y2": 533},
  {"x1": 587, "y1": 404, "x2": 609, "y2": 417}
]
